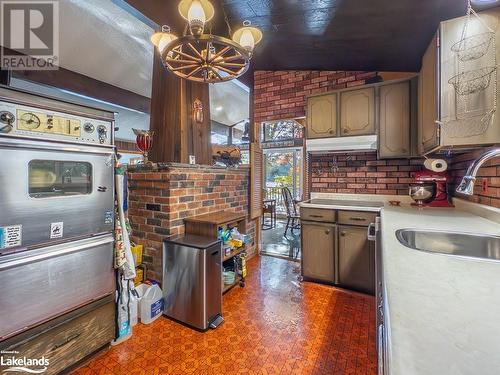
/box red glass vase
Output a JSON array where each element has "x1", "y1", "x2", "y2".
[{"x1": 133, "y1": 129, "x2": 154, "y2": 164}]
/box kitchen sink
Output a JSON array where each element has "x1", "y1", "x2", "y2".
[{"x1": 396, "y1": 229, "x2": 500, "y2": 261}]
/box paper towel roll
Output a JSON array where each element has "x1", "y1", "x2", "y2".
[{"x1": 424, "y1": 158, "x2": 448, "y2": 172}]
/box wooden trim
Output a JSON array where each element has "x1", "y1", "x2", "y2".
[
  {"x1": 115, "y1": 140, "x2": 138, "y2": 152},
  {"x1": 249, "y1": 142, "x2": 263, "y2": 220}
]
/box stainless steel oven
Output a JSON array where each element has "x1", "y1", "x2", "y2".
[
  {"x1": 0, "y1": 86, "x2": 116, "y2": 349},
  {"x1": 0, "y1": 86, "x2": 115, "y2": 252},
  {"x1": 0, "y1": 234, "x2": 115, "y2": 340},
  {"x1": 0, "y1": 138, "x2": 114, "y2": 251}
]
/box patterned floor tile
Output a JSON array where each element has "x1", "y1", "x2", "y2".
[{"x1": 71, "y1": 256, "x2": 376, "y2": 374}]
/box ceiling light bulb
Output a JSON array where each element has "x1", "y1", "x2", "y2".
[
  {"x1": 158, "y1": 33, "x2": 177, "y2": 54},
  {"x1": 232, "y1": 22, "x2": 262, "y2": 56},
  {"x1": 239, "y1": 29, "x2": 255, "y2": 52},
  {"x1": 188, "y1": 0, "x2": 206, "y2": 36}
]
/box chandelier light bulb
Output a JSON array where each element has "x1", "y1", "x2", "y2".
[
  {"x1": 158, "y1": 33, "x2": 178, "y2": 54},
  {"x1": 188, "y1": 0, "x2": 206, "y2": 36},
  {"x1": 232, "y1": 22, "x2": 262, "y2": 56},
  {"x1": 239, "y1": 29, "x2": 255, "y2": 52}
]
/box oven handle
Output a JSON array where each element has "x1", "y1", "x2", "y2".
[
  {"x1": 0, "y1": 137, "x2": 115, "y2": 155},
  {"x1": 0, "y1": 235, "x2": 114, "y2": 271}
]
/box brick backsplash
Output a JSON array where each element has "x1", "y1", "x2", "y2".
[
  {"x1": 127, "y1": 164, "x2": 256, "y2": 282},
  {"x1": 449, "y1": 148, "x2": 500, "y2": 208},
  {"x1": 310, "y1": 152, "x2": 424, "y2": 195},
  {"x1": 254, "y1": 70, "x2": 379, "y2": 123}
]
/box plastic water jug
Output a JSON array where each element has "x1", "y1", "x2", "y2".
[{"x1": 138, "y1": 284, "x2": 163, "y2": 324}]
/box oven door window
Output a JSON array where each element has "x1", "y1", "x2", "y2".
[{"x1": 28, "y1": 160, "x2": 92, "y2": 198}]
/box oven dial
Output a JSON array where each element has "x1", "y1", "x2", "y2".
[
  {"x1": 84, "y1": 122, "x2": 95, "y2": 133},
  {"x1": 97, "y1": 125, "x2": 107, "y2": 144},
  {"x1": 0, "y1": 111, "x2": 14, "y2": 133}
]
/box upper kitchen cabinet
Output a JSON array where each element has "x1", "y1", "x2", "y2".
[
  {"x1": 340, "y1": 87, "x2": 376, "y2": 136},
  {"x1": 418, "y1": 8, "x2": 500, "y2": 154},
  {"x1": 379, "y1": 81, "x2": 412, "y2": 158},
  {"x1": 418, "y1": 33, "x2": 440, "y2": 154},
  {"x1": 439, "y1": 8, "x2": 500, "y2": 148},
  {"x1": 306, "y1": 92, "x2": 337, "y2": 138}
]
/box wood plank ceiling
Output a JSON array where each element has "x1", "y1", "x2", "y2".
[{"x1": 125, "y1": 0, "x2": 469, "y2": 84}]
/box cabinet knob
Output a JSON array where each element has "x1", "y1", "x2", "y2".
[
  {"x1": 325, "y1": 229, "x2": 331, "y2": 235},
  {"x1": 329, "y1": 130, "x2": 334, "y2": 134},
  {"x1": 343, "y1": 129, "x2": 349, "y2": 134},
  {"x1": 341, "y1": 231, "x2": 346, "y2": 236}
]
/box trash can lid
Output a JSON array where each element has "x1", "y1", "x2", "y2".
[{"x1": 164, "y1": 234, "x2": 221, "y2": 250}]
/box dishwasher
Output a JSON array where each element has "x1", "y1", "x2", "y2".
[{"x1": 163, "y1": 235, "x2": 223, "y2": 331}]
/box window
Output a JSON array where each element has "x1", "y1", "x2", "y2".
[
  {"x1": 262, "y1": 119, "x2": 304, "y2": 142},
  {"x1": 29, "y1": 160, "x2": 92, "y2": 198}
]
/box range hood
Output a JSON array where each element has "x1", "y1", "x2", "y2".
[{"x1": 306, "y1": 135, "x2": 378, "y2": 154}]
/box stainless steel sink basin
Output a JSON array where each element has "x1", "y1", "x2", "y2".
[{"x1": 396, "y1": 229, "x2": 500, "y2": 261}]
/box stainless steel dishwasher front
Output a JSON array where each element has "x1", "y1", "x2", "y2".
[{"x1": 163, "y1": 235, "x2": 222, "y2": 330}]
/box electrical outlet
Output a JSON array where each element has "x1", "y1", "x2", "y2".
[
  {"x1": 482, "y1": 178, "x2": 488, "y2": 193},
  {"x1": 189, "y1": 155, "x2": 196, "y2": 165}
]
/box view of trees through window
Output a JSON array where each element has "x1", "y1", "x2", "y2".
[
  {"x1": 264, "y1": 149, "x2": 302, "y2": 212},
  {"x1": 262, "y1": 119, "x2": 304, "y2": 142}
]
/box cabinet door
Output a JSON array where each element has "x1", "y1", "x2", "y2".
[
  {"x1": 379, "y1": 81, "x2": 411, "y2": 158},
  {"x1": 338, "y1": 225, "x2": 375, "y2": 295},
  {"x1": 340, "y1": 87, "x2": 375, "y2": 136},
  {"x1": 306, "y1": 93, "x2": 337, "y2": 138},
  {"x1": 439, "y1": 9, "x2": 500, "y2": 147},
  {"x1": 418, "y1": 33, "x2": 440, "y2": 154},
  {"x1": 301, "y1": 223, "x2": 336, "y2": 283}
]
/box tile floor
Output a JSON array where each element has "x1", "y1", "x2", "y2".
[
  {"x1": 72, "y1": 256, "x2": 376, "y2": 375},
  {"x1": 261, "y1": 220, "x2": 301, "y2": 260}
]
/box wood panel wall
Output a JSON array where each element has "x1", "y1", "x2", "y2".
[{"x1": 149, "y1": 53, "x2": 211, "y2": 165}]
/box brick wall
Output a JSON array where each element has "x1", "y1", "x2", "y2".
[
  {"x1": 254, "y1": 70, "x2": 379, "y2": 123},
  {"x1": 449, "y1": 148, "x2": 500, "y2": 208},
  {"x1": 127, "y1": 164, "x2": 256, "y2": 282},
  {"x1": 310, "y1": 152, "x2": 424, "y2": 195}
]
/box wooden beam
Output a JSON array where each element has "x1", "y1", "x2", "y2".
[
  {"x1": 2, "y1": 47, "x2": 150, "y2": 113},
  {"x1": 148, "y1": 51, "x2": 211, "y2": 164}
]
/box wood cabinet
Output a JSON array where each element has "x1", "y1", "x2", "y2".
[
  {"x1": 418, "y1": 32, "x2": 440, "y2": 155},
  {"x1": 416, "y1": 8, "x2": 500, "y2": 154},
  {"x1": 340, "y1": 87, "x2": 376, "y2": 136},
  {"x1": 379, "y1": 81, "x2": 411, "y2": 158},
  {"x1": 439, "y1": 8, "x2": 500, "y2": 148},
  {"x1": 301, "y1": 222, "x2": 336, "y2": 283},
  {"x1": 338, "y1": 225, "x2": 375, "y2": 295},
  {"x1": 306, "y1": 93, "x2": 337, "y2": 138}
]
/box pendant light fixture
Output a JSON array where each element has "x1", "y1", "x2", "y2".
[{"x1": 150, "y1": 0, "x2": 262, "y2": 83}]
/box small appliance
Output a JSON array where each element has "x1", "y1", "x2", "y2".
[{"x1": 409, "y1": 170, "x2": 454, "y2": 207}]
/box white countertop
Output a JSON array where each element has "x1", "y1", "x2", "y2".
[{"x1": 381, "y1": 204, "x2": 500, "y2": 375}]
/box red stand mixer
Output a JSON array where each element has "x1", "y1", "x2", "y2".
[{"x1": 409, "y1": 170, "x2": 454, "y2": 207}]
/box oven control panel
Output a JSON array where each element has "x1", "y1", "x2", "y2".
[{"x1": 0, "y1": 101, "x2": 113, "y2": 145}]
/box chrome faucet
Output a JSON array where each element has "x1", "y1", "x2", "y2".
[{"x1": 456, "y1": 148, "x2": 500, "y2": 195}]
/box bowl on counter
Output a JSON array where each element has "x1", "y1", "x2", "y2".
[{"x1": 409, "y1": 183, "x2": 436, "y2": 205}]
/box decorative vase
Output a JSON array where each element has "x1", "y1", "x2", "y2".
[{"x1": 132, "y1": 129, "x2": 154, "y2": 164}]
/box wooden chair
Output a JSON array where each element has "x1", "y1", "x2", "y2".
[{"x1": 281, "y1": 187, "x2": 300, "y2": 237}]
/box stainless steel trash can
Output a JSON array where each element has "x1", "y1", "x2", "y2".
[{"x1": 163, "y1": 235, "x2": 223, "y2": 330}]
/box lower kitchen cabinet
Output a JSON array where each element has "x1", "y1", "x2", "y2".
[
  {"x1": 301, "y1": 221, "x2": 337, "y2": 283},
  {"x1": 338, "y1": 225, "x2": 375, "y2": 295}
]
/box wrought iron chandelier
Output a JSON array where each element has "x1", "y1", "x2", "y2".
[{"x1": 150, "y1": 0, "x2": 262, "y2": 83}]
